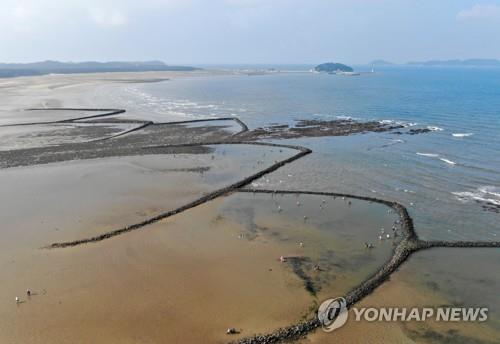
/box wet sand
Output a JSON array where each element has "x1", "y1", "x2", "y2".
[
  {"x1": 302, "y1": 248, "x2": 500, "y2": 344},
  {"x1": 0, "y1": 142, "x2": 304, "y2": 342},
  {"x1": 0, "y1": 71, "x2": 233, "y2": 125},
  {"x1": 0, "y1": 121, "x2": 138, "y2": 151},
  {"x1": 0, "y1": 199, "x2": 311, "y2": 343},
  {"x1": 0, "y1": 190, "x2": 400, "y2": 343}
]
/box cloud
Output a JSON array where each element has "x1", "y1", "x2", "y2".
[
  {"x1": 0, "y1": 0, "x2": 189, "y2": 31},
  {"x1": 457, "y1": 4, "x2": 500, "y2": 21}
]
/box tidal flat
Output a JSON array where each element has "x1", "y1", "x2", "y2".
[
  {"x1": 0, "y1": 190, "x2": 400, "y2": 343},
  {"x1": 0, "y1": 72, "x2": 499, "y2": 343},
  {"x1": 302, "y1": 248, "x2": 500, "y2": 344}
]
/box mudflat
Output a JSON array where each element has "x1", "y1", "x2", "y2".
[{"x1": 2, "y1": 72, "x2": 498, "y2": 344}]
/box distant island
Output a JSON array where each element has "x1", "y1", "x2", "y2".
[
  {"x1": 370, "y1": 59, "x2": 395, "y2": 66},
  {"x1": 365, "y1": 58, "x2": 500, "y2": 67},
  {"x1": 0, "y1": 60, "x2": 200, "y2": 78},
  {"x1": 406, "y1": 59, "x2": 500, "y2": 67},
  {"x1": 315, "y1": 62, "x2": 354, "y2": 73}
]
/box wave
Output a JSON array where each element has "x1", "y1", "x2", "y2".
[
  {"x1": 404, "y1": 122, "x2": 418, "y2": 127},
  {"x1": 416, "y1": 152, "x2": 457, "y2": 165},
  {"x1": 427, "y1": 126, "x2": 444, "y2": 132},
  {"x1": 452, "y1": 133, "x2": 474, "y2": 138},
  {"x1": 336, "y1": 115, "x2": 357, "y2": 121},
  {"x1": 416, "y1": 152, "x2": 439, "y2": 157},
  {"x1": 123, "y1": 86, "x2": 223, "y2": 119},
  {"x1": 453, "y1": 186, "x2": 500, "y2": 206},
  {"x1": 378, "y1": 119, "x2": 417, "y2": 127},
  {"x1": 479, "y1": 186, "x2": 500, "y2": 199},
  {"x1": 439, "y1": 158, "x2": 456, "y2": 165}
]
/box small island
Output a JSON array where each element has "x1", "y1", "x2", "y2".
[{"x1": 314, "y1": 62, "x2": 354, "y2": 73}]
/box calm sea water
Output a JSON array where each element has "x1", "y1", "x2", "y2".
[{"x1": 113, "y1": 67, "x2": 500, "y2": 241}]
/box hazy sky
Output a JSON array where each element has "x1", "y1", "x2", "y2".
[{"x1": 2, "y1": 0, "x2": 500, "y2": 65}]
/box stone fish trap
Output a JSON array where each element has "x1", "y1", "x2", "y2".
[{"x1": 2, "y1": 108, "x2": 498, "y2": 344}]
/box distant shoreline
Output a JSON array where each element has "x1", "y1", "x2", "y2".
[{"x1": 0, "y1": 60, "x2": 201, "y2": 79}]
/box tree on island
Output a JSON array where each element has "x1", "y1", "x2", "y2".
[{"x1": 314, "y1": 62, "x2": 353, "y2": 73}]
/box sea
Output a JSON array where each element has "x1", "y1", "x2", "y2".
[{"x1": 109, "y1": 65, "x2": 500, "y2": 242}]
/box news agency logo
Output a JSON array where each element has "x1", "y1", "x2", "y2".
[
  {"x1": 318, "y1": 296, "x2": 489, "y2": 333},
  {"x1": 317, "y1": 297, "x2": 349, "y2": 332}
]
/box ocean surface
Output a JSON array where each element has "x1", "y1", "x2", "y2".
[{"x1": 110, "y1": 66, "x2": 500, "y2": 241}]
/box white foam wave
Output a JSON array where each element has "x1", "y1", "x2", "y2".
[
  {"x1": 439, "y1": 158, "x2": 456, "y2": 165},
  {"x1": 416, "y1": 152, "x2": 457, "y2": 165},
  {"x1": 379, "y1": 119, "x2": 394, "y2": 125},
  {"x1": 416, "y1": 152, "x2": 439, "y2": 157},
  {"x1": 404, "y1": 122, "x2": 418, "y2": 127},
  {"x1": 378, "y1": 119, "x2": 418, "y2": 128},
  {"x1": 479, "y1": 186, "x2": 500, "y2": 199},
  {"x1": 452, "y1": 133, "x2": 474, "y2": 138},
  {"x1": 336, "y1": 115, "x2": 357, "y2": 120},
  {"x1": 427, "y1": 126, "x2": 444, "y2": 132},
  {"x1": 453, "y1": 186, "x2": 500, "y2": 206},
  {"x1": 123, "y1": 87, "x2": 223, "y2": 120}
]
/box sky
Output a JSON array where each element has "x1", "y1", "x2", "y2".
[{"x1": 1, "y1": 0, "x2": 500, "y2": 65}]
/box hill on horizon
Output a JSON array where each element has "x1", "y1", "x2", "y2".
[
  {"x1": 0, "y1": 60, "x2": 200, "y2": 78},
  {"x1": 406, "y1": 59, "x2": 500, "y2": 67}
]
